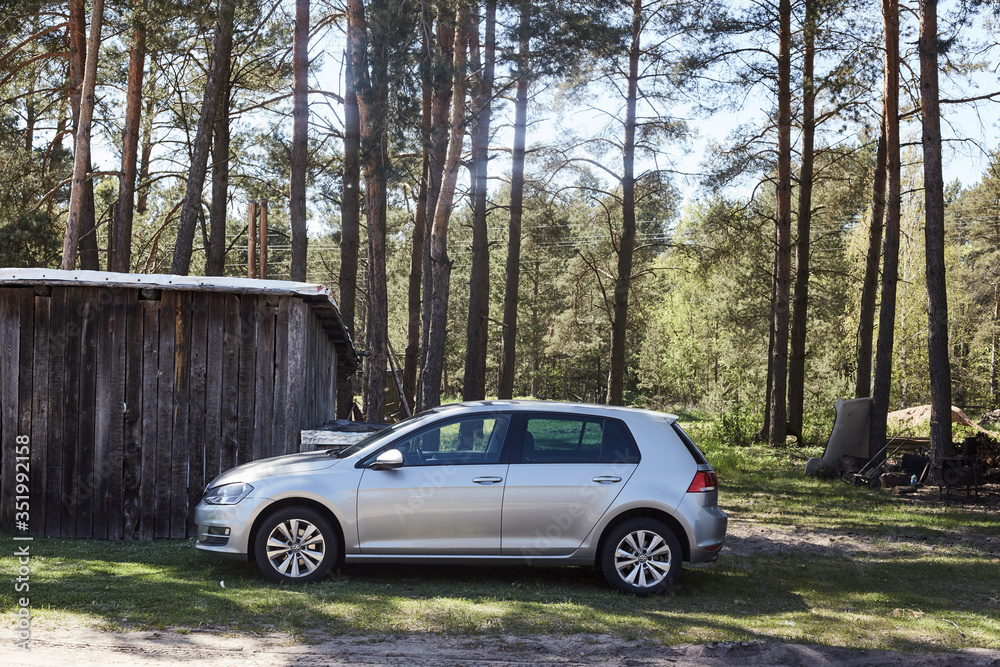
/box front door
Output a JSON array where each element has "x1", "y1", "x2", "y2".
[{"x1": 357, "y1": 413, "x2": 512, "y2": 555}]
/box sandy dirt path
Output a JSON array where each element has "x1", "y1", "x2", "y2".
[{"x1": 4, "y1": 625, "x2": 1000, "y2": 666}]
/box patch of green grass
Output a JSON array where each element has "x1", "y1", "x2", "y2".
[
  {"x1": 2, "y1": 531, "x2": 997, "y2": 652},
  {"x1": 2, "y1": 437, "x2": 998, "y2": 652},
  {"x1": 695, "y1": 438, "x2": 993, "y2": 539}
]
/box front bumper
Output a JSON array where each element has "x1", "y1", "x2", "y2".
[{"x1": 193, "y1": 497, "x2": 262, "y2": 559}]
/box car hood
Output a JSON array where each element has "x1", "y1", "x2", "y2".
[{"x1": 207, "y1": 451, "x2": 341, "y2": 488}]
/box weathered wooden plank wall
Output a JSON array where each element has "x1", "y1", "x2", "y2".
[
  {"x1": 0, "y1": 290, "x2": 20, "y2": 529},
  {"x1": 30, "y1": 292, "x2": 50, "y2": 535},
  {"x1": 45, "y1": 288, "x2": 66, "y2": 534},
  {"x1": 220, "y1": 294, "x2": 241, "y2": 474},
  {"x1": 301, "y1": 304, "x2": 337, "y2": 430},
  {"x1": 123, "y1": 295, "x2": 143, "y2": 538},
  {"x1": 0, "y1": 285, "x2": 341, "y2": 539},
  {"x1": 235, "y1": 295, "x2": 257, "y2": 468},
  {"x1": 252, "y1": 295, "x2": 275, "y2": 462},
  {"x1": 188, "y1": 293, "x2": 208, "y2": 537}
]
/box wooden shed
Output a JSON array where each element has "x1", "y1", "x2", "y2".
[{"x1": 0, "y1": 269, "x2": 357, "y2": 540}]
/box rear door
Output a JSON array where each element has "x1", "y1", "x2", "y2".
[{"x1": 501, "y1": 414, "x2": 639, "y2": 556}]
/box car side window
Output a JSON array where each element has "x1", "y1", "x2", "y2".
[
  {"x1": 602, "y1": 419, "x2": 641, "y2": 463},
  {"x1": 520, "y1": 416, "x2": 640, "y2": 464},
  {"x1": 521, "y1": 417, "x2": 603, "y2": 463},
  {"x1": 365, "y1": 415, "x2": 510, "y2": 467}
]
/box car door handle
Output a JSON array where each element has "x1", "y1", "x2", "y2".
[
  {"x1": 472, "y1": 476, "x2": 503, "y2": 485},
  {"x1": 592, "y1": 476, "x2": 622, "y2": 484}
]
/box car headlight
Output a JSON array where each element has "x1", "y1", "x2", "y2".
[{"x1": 203, "y1": 482, "x2": 253, "y2": 505}]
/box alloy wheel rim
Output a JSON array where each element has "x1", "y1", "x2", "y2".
[
  {"x1": 265, "y1": 518, "x2": 326, "y2": 578},
  {"x1": 614, "y1": 529, "x2": 671, "y2": 588}
]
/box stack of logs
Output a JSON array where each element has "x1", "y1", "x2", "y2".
[{"x1": 967, "y1": 431, "x2": 1000, "y2": 470}]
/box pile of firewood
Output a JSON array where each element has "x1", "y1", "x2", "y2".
[
  {"x1": 979, "y1": 409, "x2": 1000, "y2": 426},
  {"x1": 966, "y1": 431, "x2": 1000, "y2": 470}
]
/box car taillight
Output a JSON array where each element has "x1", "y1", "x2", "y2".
[{"x1": 687, "y1": 470, "x2": 718, "y2": 493}]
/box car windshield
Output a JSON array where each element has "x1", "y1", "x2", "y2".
[{"x1": 331, "y1": 410, "x2": 442, "y2": 459}]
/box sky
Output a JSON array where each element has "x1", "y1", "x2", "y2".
[
  {"x1": 307, "y1": 15, "x2": 1000, "y2": 226},
  {"x1": 83, "y1": 3, "x2": 1000, "y2": 243}
]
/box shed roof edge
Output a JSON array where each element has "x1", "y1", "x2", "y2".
[{"x1": 0, "y1": 268, "x2": 359, "y2": 373}]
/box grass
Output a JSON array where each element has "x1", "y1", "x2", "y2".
[{"x1": 2, "y1": 436, "x2": 998, "y2": 653}]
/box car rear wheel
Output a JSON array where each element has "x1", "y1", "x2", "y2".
[
  {"x1": 254, "y1": 506, "x2": 337, "y2": 584},
  {"x1": 600, "y1": 517, "x2": 681, "y2": 595}
]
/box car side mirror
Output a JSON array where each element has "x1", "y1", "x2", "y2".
[{"x1": 371, "y1": 448, "x2": 405, "y2": 470}]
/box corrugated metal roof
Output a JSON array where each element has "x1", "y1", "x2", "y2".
[
  {"x1": 0, "y1": 268, "x2": 333, "y2": 298},
  {"x1": 0, "y1": 268, "x2": 359, "y2": 373}
]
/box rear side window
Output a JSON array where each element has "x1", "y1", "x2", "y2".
[
  {"x1": 671, "y1": 423, "x2": 709, "y2": 465},
  {"x1": 521, "y1": 416, "x2": 640, "y2": 464},
  {"x1": 602, "y1": 419, "x2": 641, "y2": 463}
]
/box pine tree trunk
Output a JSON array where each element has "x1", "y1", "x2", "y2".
[
  {"x1": 289, "y1": 0, "x2": 309, "y2": 282},
  {"x1": 137, "y1": 90, "x2": 155, "y2": 215},
  {"x1": 61, "y1": 0, "x2": 104, "y2": 271},
  {"x1": 900, "y1": 282, "x2": 909, "y2": 407},
  {"x1": 498, "y1": 2, "x2": 530, "y2": 400},
  {"x1": 991, "y1": 285, "x2": 999, "y2": 405},
  {"x1": 419, "y1": 5, "x2": 471, "y2": 411},
  {"x1": 206, "y1": 73, "x2": 231, "y2": 277},
  {"x1": 768, "y1": 0, "x2": 793, "y2": 446},
  {"x1": 171, "y1": 0, "x2": 236, "y2": 276},
  {"x1": 855, "y1": 115, "x2": 887, "y2": 398},
  {"x1": 110, "y1": 0, "x2": 146, "y2": 274},
  {"x1": 338, "y1": 26, "x2": 362, "y2": 420},
  {"x1": 25, "y1": 70, "x2": 35, "y2": 162},
  {"x1": 66, "y1": 0, "x2": 99, "y2": 270},
  {"x1": 758, "y1": 250, "x2": 777, "y2": 442},
  {"x1": 363, "y1": 168, "x2": 389, "y2": 422},
  {"x1": 787, "y1": 0, "x2": 817, "y2": 439},
  {"x1": 346, "y1": 0, "x2": 390, "y2": 423},
  {"x1": 530, "y1": 260, "x2": 539, "y2": 396},
  {"x1": 418, "y1": 12, "x2": 455, "y2": 408},
  {"x1": 463, "y1": 0, "x2": 496, "y2": 402},
  {"x1": 870, "y1": 0, "x2": 901, "y2": 461},
  {"x1": 607, "y1": 0, "x2": 642, "y2": 406},
  {"x1": 919, "y1": 0, "x2": 952, "y2": 462},
  {"x1": 404, "y1": 8, "x2": 432, "y2": 411}
]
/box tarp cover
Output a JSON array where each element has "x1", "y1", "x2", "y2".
[{"x1": 823, "y1": 397, "x2": 872, "y2": 466}]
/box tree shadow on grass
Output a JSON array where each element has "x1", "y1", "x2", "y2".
[{"x1": 5, "y1": 532, "x2": 998, "y2": 654}]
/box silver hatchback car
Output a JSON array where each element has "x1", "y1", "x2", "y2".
[{"x1": 194, "y1": 401, "x2": 727, "y2": 595}]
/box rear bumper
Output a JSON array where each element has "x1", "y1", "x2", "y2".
[
  {"x1": 678, "y1": 495, "x2": 728, "y2": 564},
  {"x1": 699, "y1": 540, "x2": 725, "y2": 563}
]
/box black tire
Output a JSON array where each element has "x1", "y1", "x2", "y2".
[
  {"x1": 254, "y1": 506, "x2": 338, "y2": 584},
  {"x1": 600, "y1": 517, "x2": 682, "y2": 596}
]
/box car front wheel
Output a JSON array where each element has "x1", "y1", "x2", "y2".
[
  {"x1": 600, "y1": 518, "x2": 681, "y2": 595},
  {"x1": 254, "y1": 506, "x2": 337, "y2": 584}
]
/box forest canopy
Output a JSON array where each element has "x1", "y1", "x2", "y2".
[{"x1": 1, "y1": 0, "x2": 999, "y2": 454}]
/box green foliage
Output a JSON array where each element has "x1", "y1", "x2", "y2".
[
  {"x1": 0, "y1": 82, "x2": 72, "y2": 268},
  {"x1": 0, "y1": 0, "x2": 998, "y2": 431},
  {"x1": 0, "y1": 212, "x2": 63, "y2": 267},
  {"x1": 942, "y1": 150, "x2": 1000, "y2": 407},
  {"x1": 708, "y1": 407, "x2": 761, "y2": 449}
]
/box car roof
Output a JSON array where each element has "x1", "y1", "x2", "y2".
[{"x1": 427, "y1": 400, "x2": 679, "y2": 424}]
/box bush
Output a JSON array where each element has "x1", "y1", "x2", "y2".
[{"x1": 709, "y1": 407, "x2": 760, "y2": 448}]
